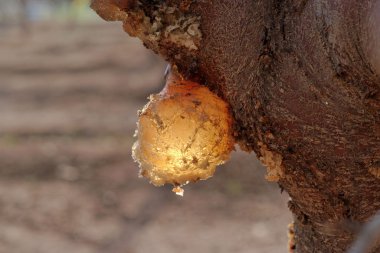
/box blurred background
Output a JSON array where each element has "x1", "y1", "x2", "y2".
[{"x1": 0, "y1": 1, "x2": 291, "y2": 252}]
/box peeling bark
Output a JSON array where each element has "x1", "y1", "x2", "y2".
[{"x1": 91, "y1": 0, "x2": 380, "y2": 252}]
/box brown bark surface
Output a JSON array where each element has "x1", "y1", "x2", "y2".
[{"x1": 91, "y1": 1, "x2": 380, "y2": 252}]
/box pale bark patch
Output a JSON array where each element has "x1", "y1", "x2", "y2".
[
  {"x1": 369, "y1": 166, "x2": 380, "y2": 179},
  {"x1": 258, "y1": 142, "x2": 284, "y2": 182}
]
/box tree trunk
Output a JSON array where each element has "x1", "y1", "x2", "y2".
[{"x1": 91, "y1": 1, "x2": 380, "y2": 252}]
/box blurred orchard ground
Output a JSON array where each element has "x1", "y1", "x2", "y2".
[{"x1": 0, "y1": 1, "x2": 291, "y2": 252}]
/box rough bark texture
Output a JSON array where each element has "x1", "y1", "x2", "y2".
[{"x1": 91, "y1": 0, "x2": 380, "y2": 252}]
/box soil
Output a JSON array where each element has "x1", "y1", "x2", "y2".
[{"x1": 0, "y1": 22, "x2": 291, "y2": 253}]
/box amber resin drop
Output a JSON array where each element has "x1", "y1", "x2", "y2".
[{"x1": 132, "y1": 71, "x2": 234, "y2": 192}]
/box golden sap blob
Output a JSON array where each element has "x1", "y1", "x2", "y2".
[{"x1": 132, "y1": 74, "x2": 234, "y2": 189}]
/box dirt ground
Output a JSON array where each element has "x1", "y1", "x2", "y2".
[{"x1": 0, "y1": 22, "x2": 291, "y2": 253}]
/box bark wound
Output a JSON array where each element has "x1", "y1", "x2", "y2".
[
  {"x1": 91, "y1": 0, "x2": 201, "y2": 75},
  {"x1": 288, "y1": 222, "x2": 296, "y2": 253},
  {"x1": 258, "y1": 142, "x2": 284, "y2": 182},
  {"x1": 369, "y1": 165, "x2": 380, "y2": 179},
  {"x1": 122, "y1": 3, "x2": 201, "y2": 52}
]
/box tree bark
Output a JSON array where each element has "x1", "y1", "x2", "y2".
[{"x1": 91, "y1": 1, "x2": 380, "y2": 252}]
